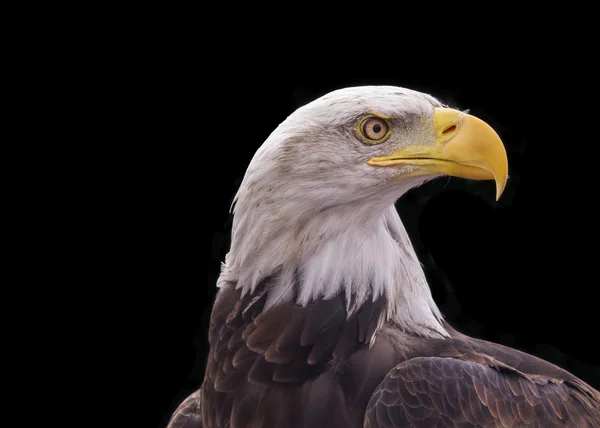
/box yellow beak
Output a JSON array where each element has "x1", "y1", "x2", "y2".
[{"x1": 368, "y1": 108, "x2": 509, "y2": 200}]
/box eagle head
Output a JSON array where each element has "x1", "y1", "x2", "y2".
[{"x1": 219, "y1": 86, "x2": 508, "y2": 338}]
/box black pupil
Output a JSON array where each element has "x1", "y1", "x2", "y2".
[{"x1": 372, "y1": 123, "x2": 382, "y2": 134}]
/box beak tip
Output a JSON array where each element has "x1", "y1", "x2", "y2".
[{"x1": 495, "y1": 176, "x2": 508, "y2": 201}]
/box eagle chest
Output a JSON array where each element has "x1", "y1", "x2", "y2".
[{"x1": 200, "y1": 285, "x2": 399, "y2": 427}]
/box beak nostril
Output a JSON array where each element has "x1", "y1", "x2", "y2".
[{"x1": 442, "y1": 124, "x2": 457, "y2": 136}]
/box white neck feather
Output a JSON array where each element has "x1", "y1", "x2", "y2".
[{"x1": 219, "y1": 199, "x2": 449, "y2": 339}]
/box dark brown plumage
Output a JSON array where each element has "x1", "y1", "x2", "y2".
[{"x1": 168, "y1": 281, "x2": 600, "y2": 427}]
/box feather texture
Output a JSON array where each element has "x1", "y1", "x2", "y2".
[
  {"x1": 169, "y1": 284, "x2": 600, "y2": 427},
  {"x1": 182, "y1": 282, "x2": 389, "y2": 427},
  {"x1": 365, "y1": 356, "x2": 600, "y2": 427}
]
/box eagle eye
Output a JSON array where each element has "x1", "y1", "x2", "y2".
[{"x1": 358, "y1": 116, "x2": 391, "y2": 143}]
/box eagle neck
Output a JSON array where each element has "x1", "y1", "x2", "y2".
[{"x1": 221, "y1": 203, "x2": 448, "y2": 340}]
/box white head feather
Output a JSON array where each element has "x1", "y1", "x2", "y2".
[{"x1": 219, "y1": 86, "x2": 450, "y2": 339}]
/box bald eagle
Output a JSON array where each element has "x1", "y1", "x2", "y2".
[{"x1": 168, "y1": 86, "x2": 600, "y2": 427}]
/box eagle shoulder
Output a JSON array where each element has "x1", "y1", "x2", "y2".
[{"x1": 364, "y1": 333, "x2": 600, "y2": 428}]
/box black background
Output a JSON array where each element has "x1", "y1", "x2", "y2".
[{"x1": 142, "y1": 62, "x2": 600, "y2": 427}]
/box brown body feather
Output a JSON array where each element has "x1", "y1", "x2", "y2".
[{"x1": 168, "y1": 282, "x2": 600, "y2": 427}]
